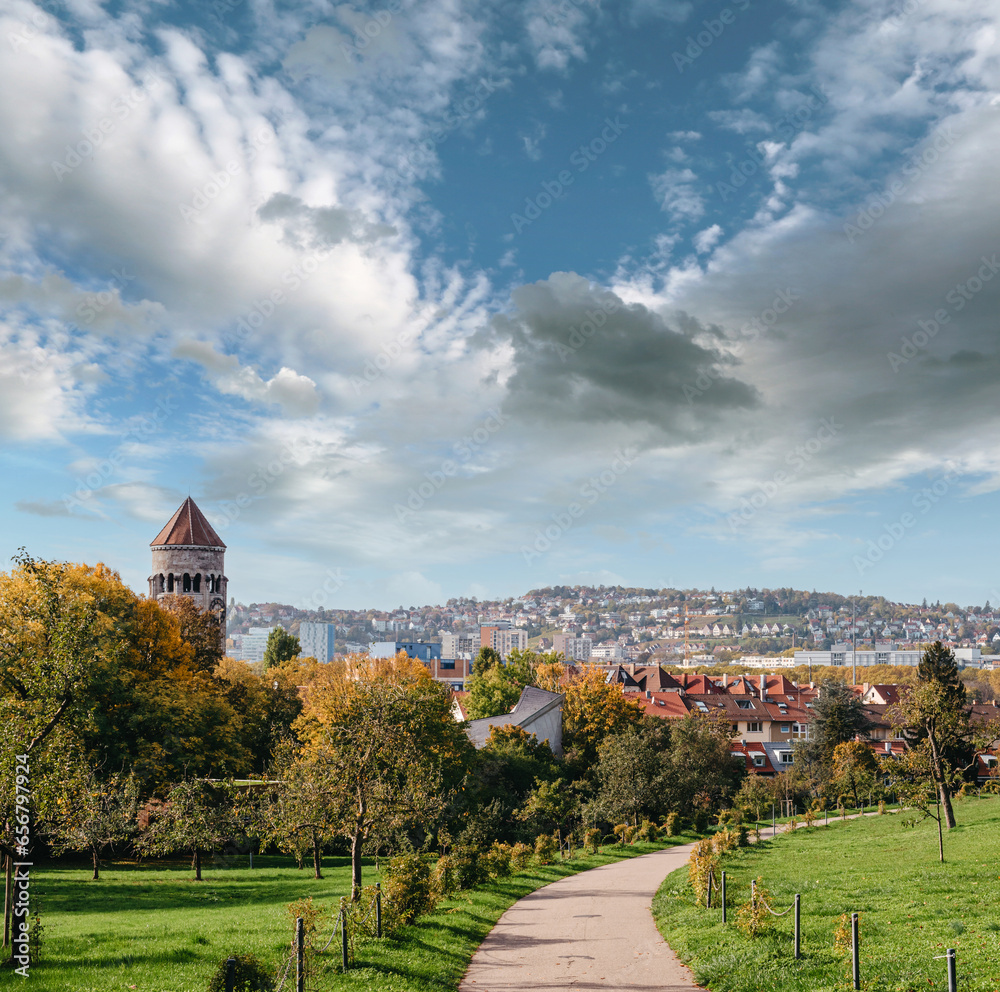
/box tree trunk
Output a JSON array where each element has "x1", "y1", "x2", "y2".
[
  {"x1": 927, "y1": 733, "x2": 957, "y2": 828},
  {"x1": 312, "y1": 830, "x2": 323, "y2": 880},
  {"x1": 351, "y1": 827, "x2": 364, "y2": 900},
  {"x1": 193, "y1": 847, "x2": 202, "y2": 881},
  {"x1": 92, "y1": 848, "x2": 100, "y2": 881}
]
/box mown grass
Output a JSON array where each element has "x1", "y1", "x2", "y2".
[
  {"x1": 652, "y1": 796, "x2": 1000, "y2": 992},
  {"x1": 21, "y1": 834, "x2": 697, "y2": 992}
]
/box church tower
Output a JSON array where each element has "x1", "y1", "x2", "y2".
[{"x1": 148, "y1": 497, "x2": 228, "y2": 625}]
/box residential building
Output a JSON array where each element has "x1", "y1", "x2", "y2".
[
  {"x1": 241, "y1": 626, "x2": 279, "y2": 663},
  {"x1": 299, "y1": 621, "x2": 337, "y2": 662},
  {"x1": 552, "y1": 633, "x2": 593, "y2": 662},
  {"x1": 463, "y1": 686, "x2": 564, "y2": 755},
  {"x1": 480, "y1": 623, "x2": 528, "y2": 658}
]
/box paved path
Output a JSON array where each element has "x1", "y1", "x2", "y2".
[{"x1": 459, "y1": 843, "x2": 705, "y2": 992}]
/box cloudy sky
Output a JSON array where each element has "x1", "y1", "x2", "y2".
[{"x1": 3, "y1": 0, "x2": 1000, "y2": 611}]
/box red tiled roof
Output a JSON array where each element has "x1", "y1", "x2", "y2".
[{"x1": 150, "y1": 497, "x2": 226, "y2": 549}]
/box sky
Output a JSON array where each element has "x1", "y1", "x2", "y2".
[{"x1": 3, "y1": 0, "x2": 1000, "y2": 611}]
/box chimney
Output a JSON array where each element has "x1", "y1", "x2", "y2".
[
  {"x1": 722, "y1": 673, "x2": 729, "y2": 688},
  {"x1": 760, "y1": 673, "x2": 766, "y2": 698}
]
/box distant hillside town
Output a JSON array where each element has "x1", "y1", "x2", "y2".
[{"x1": 225, "y1": 583, "x2": 1000, "y2": 689}]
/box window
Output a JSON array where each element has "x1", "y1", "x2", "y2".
[
  {"x1": 778, "y1": 752, "x2": 793, "y2": 764},
  {"x1": 167, "y1": 574, "x2": 174, "y2": 592},
  {"x1": 753, "y1": 755, "x2": 766, "y2": 767},
  {"x1": 183, "y1": 573, "x2": 191, "y2": 593},
  {"x1": 780, "y1": 723, "x2": 791, "y2": 733},
  {"x1": 731, "y1": 724, "x2": 739, "y2": 735},
  {"x1": 736, "y1": 700, "x2": 755, "y2": 709},
  {"x1": 193, "y1": 574, "x2": 201, "y2": 593},
  {"x1": 440, "y1": 659, "x2": 455, "y2": 669},
  {"x1": 746, "y1": 721, "x2": 762, "y2": 733}
]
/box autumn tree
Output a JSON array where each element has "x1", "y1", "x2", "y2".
[
  {"x1": 803, "y1": 680, "x2": 871, "y2": 770},
  {"x1": 561, "y1": 667, "x2": 643, "y2": 767},
  {"x1": 295, "y1": 652, "x2": 474, "y2": 897},
  {"x1": 831, "y1": 740, "x2": 879, "y2": 808}
]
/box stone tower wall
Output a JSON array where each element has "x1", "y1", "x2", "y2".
[{"x1": 148, "y1": 545, "x2": 228, "y2": 616}]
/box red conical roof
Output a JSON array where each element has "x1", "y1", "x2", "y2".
[{"x1": 150, "y1": 497, "x2": 226, "y2": 549}]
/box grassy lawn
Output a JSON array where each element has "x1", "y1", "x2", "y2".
[
  {"x1": 652, "y1": 796, "x2": 1000, "y2": 992},
  {"x1": 23, "y1": 834, "x2": 697, "y2": 992}
]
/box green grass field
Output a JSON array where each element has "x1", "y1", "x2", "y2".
[
  {"x1": 20, "y1": 836, "x2": 695, "y2": 992},
  {"x1": 652, "y1": 797, "x2": 1000, "y2": 992}
]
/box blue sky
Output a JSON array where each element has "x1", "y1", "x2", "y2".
[{"x1": 3, "y1": 0, "x2": 1000, "y2": 610}]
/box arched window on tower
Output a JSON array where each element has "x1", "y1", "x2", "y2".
[
  {"x1": 167, "y1": 574, "x2": 174, "y2": 593},
  {"x1": 183, "y1": 573, "x2": 191, "y2": 593},
  {"x1": 193, "y1": 574, "x2": 201, "y2": 593},
  {"x1": 158, "y1": 574, "x2": 165, "y2": 593}
]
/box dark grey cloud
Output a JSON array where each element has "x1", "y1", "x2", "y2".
[
  {"x1": 257, "y1": 193, "x2": 397, "y2": 250},
  {"x1": 481, "y1": 272, "x2": 759, "y2": 438}
]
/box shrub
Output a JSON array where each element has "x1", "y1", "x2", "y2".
[
  {"x1": 687, "y1": 838, "x2": 718, "y2": 905},
  {"x1": 737, "y1": 824, "x2": 749, "y2": 847},
  {"x1": 717, "y1": 809, "x2": 741, "y2": 827},
  {"x1": 584, "y1": 827, "x2": 602, "y2": 853},
  {"x1": 613, "y1": 823, "x2": 629, "y2": 846},
  {"x1": 286, "y1": 897, "x2": 325, "y2": 937},
  {"x1": 833, "y1": 912, "x2": 859, "y2": 953},
  {"x1": 534, "y1": 833, "x2": 558, "y2": 865},
  {"x1": 510, "y1": 842, "x2": 533, "y2": 872},
  {"x1": 712, "y1": 826, "x2": 739, "y2": 854},
  {"x1": 637, "y1": 819, "x2": 660, "y2": 842},
  {"x1": 451, "y1": 846, "x2": 484, "y2": 890},
  {"x1": 206, "y1": 953, "x2": 275, "y2": 992},
  {"x1": 736, "y1": 878, "x2": 775, "y2": 938},
  {"x1": 664, "y1": 812, "x2": 681, "y2": 837},
  {"x1": 431, "y1": 854, "x2": 456, "y2": 896},
  {"x1": 483, "y1": 842, "x2": 513, "y2": 880},
  {"x1": 803, "y1": 808, "x2": 816, "y2": 829},
  {"x1": 693, "y1": 810, "x2": 709, "y2": 833},
  {"x1": 382, "y1": 853, "x2": 435, "y2": 923},
  {"x1": 346, "y1": 885, "x2": 391, "y2": 940}
]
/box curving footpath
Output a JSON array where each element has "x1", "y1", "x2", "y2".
[{"x1": 459, "y1": 842, "x2": 705, "y2": 992}]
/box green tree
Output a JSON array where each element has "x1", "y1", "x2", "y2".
[
  {"x1": 464, "y1": 649, "x2": 537, "y2": 719},
  {"x1": 594, "y1": 726, "x2": 661, "y2": 826},
  {"x1": 807, "y1": 680, "x2": 872, "y2": 769},
  {"x1": 43, "y1": 764, "x2": 140, "y2": 880},
  {"x1": 138, "y1": 778, "x2": 240, "y2": 881},
  {"x1": 831, "y1": 740, "x2": 878, "y2": 808},
  {"x1": 519, "y1": 778, "x2": 579, "y2": 844},
  {"x1": 893, "y1": 642, "x2": 989, "y2": 830},
  {"x1": 661, "y1": 712, "x2": 744, "y2": 814},
  {"x1": 263, "y1": 628, "x2": 300, "y2": 670}
]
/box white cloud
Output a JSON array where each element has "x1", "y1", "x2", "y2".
[
  {"x1": 693, "y1": 224, "x2": 723, "y2": 253},
  {"x1": 649, "y1": 167, "x2": 705, "y2": 221}
]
